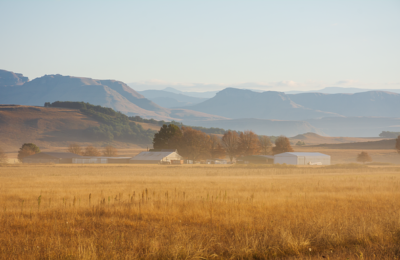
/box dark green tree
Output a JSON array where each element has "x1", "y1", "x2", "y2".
[
  {"x1": 153, "y1": 124, "x2": 182, "y2": 149},
  {"x1": 18, "y1": 143, "x2": 41, "y2": 161}
]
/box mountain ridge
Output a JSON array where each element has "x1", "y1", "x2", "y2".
[
  {"x1": 0, "y1": 71, "x2": 226, "y2": 121},
  {"x1": 182, "y1": 88, "x2": 341, "y2": 120}
]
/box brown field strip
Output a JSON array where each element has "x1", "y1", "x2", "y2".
[{"x1": 1, "y1": 164, "x2": 400, "y2": 259}]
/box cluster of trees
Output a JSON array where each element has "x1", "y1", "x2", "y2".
[
  {"x1": 379, "y1": 131, "x2": 400, "y2": 138},
  {"x1": 68, "y1": 143, "x2": 118, "y2": 156},
  {"x1": 153, "y1": 124, "x2": 293, "y2": 161},
  {"x1": 296, "y1": 141, "x2": 306, "y2": 146},
  {"x1": 45, "y1": 101, "x2": 154, "y2": 143}
]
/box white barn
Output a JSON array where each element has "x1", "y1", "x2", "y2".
[
  {"x1": 130, "y1": 150, "x2": 183, "y2": 164},
  {"x1": 274, "y1": 152, "x2": 330, "y2": 165}
]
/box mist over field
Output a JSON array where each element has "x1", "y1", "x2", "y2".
[{"x1": 1, "y1": 1, "x2": 400, "y2": 259}]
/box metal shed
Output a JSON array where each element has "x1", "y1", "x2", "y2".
[
  {"x1": 274, "y1": 152, "x2": 331, "y2": 165},
  {"x1": 72, "y1": 157, "x2": 131, "y2": 164},
  {"x1": 237, "y1": 155, "x2": 274, "y2": 164},
  {"x1": 22, "y1": 152, "x2": 82, "y2": 164},
  {"x1": 130, "y1": 150, "x2": 183, "y2": 164}
]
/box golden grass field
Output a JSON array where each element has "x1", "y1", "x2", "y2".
[{"x1": 1, "y1": 164, "x2": 400, "y2": 259}]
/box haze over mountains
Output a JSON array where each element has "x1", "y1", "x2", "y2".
[
  {"x1": 138, "y1": 90, "x2": 208, "y2": 108},
  {"x1": 0, "y1": 70, "x2": 225, "y2": 121},
  {"x1": 1, "y1": 69, "x2": 400, "y2": 137}
]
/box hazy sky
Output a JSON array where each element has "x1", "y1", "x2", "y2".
[{"x1": 1, "y1": 0, "x2": 399, "y2": 91}]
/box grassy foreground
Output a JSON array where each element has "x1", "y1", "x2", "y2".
[{"x1": 0, "y1": 164, "x2": 400, "y2": 259}]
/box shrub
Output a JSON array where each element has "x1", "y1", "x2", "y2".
[{"x1": 357, "y1": 151, "x2": 372, "y2": 164}]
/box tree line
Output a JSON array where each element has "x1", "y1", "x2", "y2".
[
  {"x1": 67, "y1": 143, "x2": 118, "y2": 157},
  {"x1": 10, "y1": 143, "x2": 119, "y2": 162},
  {"x1": 152, "y1": 124, "x2": 294, "y2": 161}
]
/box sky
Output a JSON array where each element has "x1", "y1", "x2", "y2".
[{"x1": 1, "y1": 0, "x2": 399, "y2": 92}]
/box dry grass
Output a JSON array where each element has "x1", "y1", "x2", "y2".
[{"x1": 1, "y1": 164, "x2": 400, "y2": 259}]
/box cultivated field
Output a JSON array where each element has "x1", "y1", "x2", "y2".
[{"x1": 1, "y1": 164, "x2": 400, "y2": 259}]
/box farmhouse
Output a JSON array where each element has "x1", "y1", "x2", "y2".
[
  {"x1": 130, "y1": 149, "x2": 183, "y2": 164},
  {"x1": 22, "y1": 152, "x2": 82, "y2": 164},
  {"x1": 274, "y1": 152, "x2": 330, "y2": 165}
]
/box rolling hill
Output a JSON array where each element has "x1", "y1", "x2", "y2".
[
  {"x1": 289, "y1": 132, "x2": 386, "y2": 145},
  {"x1": 305, "y1": 117, "x2": 400, "y2": 137},
  {"x1": 0, "y1": 105, "x2": 161, "y2": 153}
]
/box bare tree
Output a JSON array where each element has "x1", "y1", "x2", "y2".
[
  {"x1": 175, "y1": 127, "x2": 211, "y2": 161},
  {"x1": 259, "y1": 135, "x2": 272, "y2": 155},
  {"x1": 83, "y1": 145, "x2": 101, "y2": 156},
  {"x1": 103, "y1": 145, "x2": 118, "y2": 157},
  {"x1": 221, "y1": 130, "x2": 239, "y2": 162},
  {"x1": 357, "y1": 151, "x2": 372, "y2": 164},
  {"x1": 68, "y1": 143, "x2": 82, "y2": 155},
  {"x1": 209, "y1": 135, "x2": 226, "y2": 159},
  {"x1": 0, "y1": 147, "x2": 7, "y2": 164},
  {"x1": 237, "y1": 131, "x2": 260, "y2": 156},
  {"x1": 272, "y1": 136, "x2": 294, "y2": 155}
]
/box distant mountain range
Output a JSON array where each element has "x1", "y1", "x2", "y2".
[
  {"x1": 181, "y1": 88, "x2": 342, "y2": 120},
  {"x1": 0, "y1": 70, "x2": 225, "y2": 121},
  {"x1": 139, "y1": 87, "x2": 400, "y2": 118},
  {"x1": 1, "y1": 69, "x2": 400, "y2": 137},
  {"x1": 285, "y1": 87, "x2": 400, "y2": 94}
]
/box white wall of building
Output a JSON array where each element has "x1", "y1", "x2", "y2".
[
  {"x1": 72, "y1": 158, "x2": 107, "y2": 164},
  {"x1": 274, "y1": 156, "x2": 298, "y2": 165},
  {"x1": 274, "y1": 153, "x2": 331, "y2": 165}
]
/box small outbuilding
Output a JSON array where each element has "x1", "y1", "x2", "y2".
[
  {"x1": 274, "y1": 152, "x2": 330, "y2": 165},
  {"x1": 237, "y1": 155, "x2": 275, "y2": 164},
  {"x1": 130, "y1": 149, "x2": 183, "y2": 164},
  {"x1": 22, "y1": 152, "x2": 82, "y2": 164}
]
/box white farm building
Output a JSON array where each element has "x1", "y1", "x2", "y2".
[
  {"x1": 130, "y1": 149, "x2": 183, "y2": 164},
  {"x1": 274, "y1": 152, "x2": 330, "y2": 165}
]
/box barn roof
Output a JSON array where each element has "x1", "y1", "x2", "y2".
[
  {"x1": 130, "y1": 151, "x2": 181, "y2": 161},
  {"x1": 275, "y1": 152, "x2": 330, "y2": 157},
  {"x1": 237, "y1": 155, "x2": 275, "y2": 160}
]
